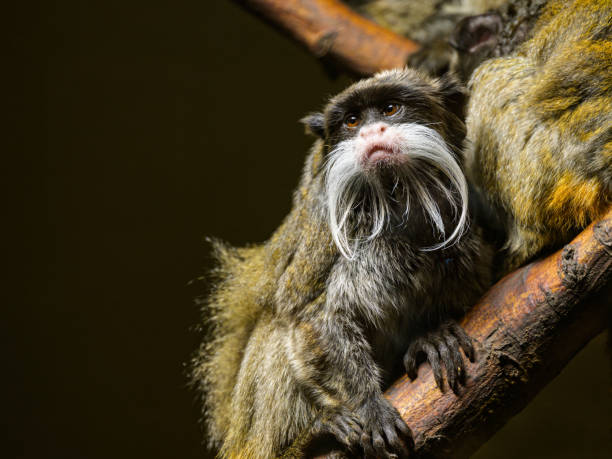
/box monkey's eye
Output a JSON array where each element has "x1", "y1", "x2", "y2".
[
  {"x1": 382, "y1": 103, "x2": 400, "y2": 116},
  {"x1": 345, "y1": 114, "x2": 360, "y2": 128}
]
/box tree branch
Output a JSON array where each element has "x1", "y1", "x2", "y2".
[
  {"x1": 231, "y1": 0, "x2": 420, "y2": 75},
  {"x1": 309, "y1": 209, "x2": 611, "y2": 457}
]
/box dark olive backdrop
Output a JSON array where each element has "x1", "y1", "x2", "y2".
[{"x1": 7, "y1": 1, "x2": 610, "y2": 458}]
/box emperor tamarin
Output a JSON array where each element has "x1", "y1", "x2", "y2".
[
  {"x1": 458, "y1": 0, "x2": 612, "y2": 273},
  {"x1": 193, "y1": 68, "x2": 492, "y2": 458}
]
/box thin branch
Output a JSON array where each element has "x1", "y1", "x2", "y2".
[
  {"x1": 310, "y1": 207, "x2": 612, "y2": 458},
  {"x1": 231, "y1": 0, "x2": 420, "y2": 75}
]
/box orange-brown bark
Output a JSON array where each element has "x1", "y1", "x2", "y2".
[
  {"x1": 231, "y1": 0, "x2": 420, "y2": 75},
  {"x1": 311, "y1": 209, "x2": 611, "y2": 457}
]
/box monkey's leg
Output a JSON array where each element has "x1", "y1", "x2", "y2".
[{"x1": 403, "y1": 320, "x2": 475, "y2": 394}]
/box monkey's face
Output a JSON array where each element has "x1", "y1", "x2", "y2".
[{"x1": 302, "y1": 68, "x2": 469, "y2": 258}]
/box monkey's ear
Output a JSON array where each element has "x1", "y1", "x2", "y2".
[
  {"x1": 300, "y1": 112, "x2": 325, "y2": 138},
  {"x1": 449, "y1": 13, "x2": 502, "y2": 55},
  {"x1": 438, "y1": 73, "x2": 468, "y2": 119}
]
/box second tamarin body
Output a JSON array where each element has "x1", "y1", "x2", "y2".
[
  {"x1": 461, "y1": 0, "x2": 612, "y2": 273},
  {"x1": 194, "y1": 68, "x2": 492, "y2": 458}
]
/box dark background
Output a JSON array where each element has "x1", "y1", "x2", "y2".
[{"x1": 7, "y1": 1, "x2": 611, "y2": 458}]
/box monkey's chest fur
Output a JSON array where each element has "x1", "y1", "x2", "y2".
[{"x1": 325, "y1": 229, "x2": 486, "y2": 386}]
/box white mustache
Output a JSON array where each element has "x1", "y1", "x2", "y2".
[{"x1": 325, "y1": 123, "x2": 468, "y2": 259}]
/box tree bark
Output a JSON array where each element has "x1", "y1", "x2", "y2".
[
  {"x1": 310, "y1": 209, "x2": 611, "y2": 457},
  {"x1": 230, "y1": 0, "x2": 420, "y2": 75}
]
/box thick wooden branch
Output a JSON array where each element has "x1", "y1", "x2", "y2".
[
  {"x1": 311, "y1": 209, "x2": 612, "y2": 458},
  {"x1": 231, "y1": 0, "x2": 420, "y2": 75}
]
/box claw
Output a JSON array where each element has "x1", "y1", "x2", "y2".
[
  {"x1": 383, "y1": 424, "x2": 410, "y2": 457},
  {"x1": 444, "y1": 332, "x2": 465, "y2": 389},
  {"x1": 372, "y1": 430, "x2": 388, "y2": 458},
  {"x1": 403, "y1": 346, "x2": 419, "y2": 380},
  {"x1": 396, "y1": 417, "x2": 415, "y2": 451},
  {"x1": 421, "y1": 341, "x2": 444, "y2": 391},
  {"x1": 451, "y1": 322, "x2": 475, "y2": 361},
  {"x1": 433, "y1": 336, "x2": 457, "y2": 391}
]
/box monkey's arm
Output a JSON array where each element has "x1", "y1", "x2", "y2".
[{"x1": 286, "y1": 308, "x2": 413, "y2": 457}]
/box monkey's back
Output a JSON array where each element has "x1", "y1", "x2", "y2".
[{"x1": 465, "y1": 0, "x2": 612, "y2": 269}]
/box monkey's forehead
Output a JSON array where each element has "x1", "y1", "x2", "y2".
[
  {"x1": 323, "y1": 68, "x2": 439, "y2": 119},
  {"x1": 354, "y1": 68, "x2": 434, "y2": 93}
]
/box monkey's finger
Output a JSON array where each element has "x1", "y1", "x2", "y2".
[
  {"x1": 383, "y1": 424, "x2": 410, "y2": 457},
  {"x1": 450, "y1": 321, "x2": 475, "y2": 362},
  {"x1": 361, "y1": 431, "x2": 377, "y2": 459},
  {"x1": 421, "y1": 341, "x2": 444, "y2": 392},
  {"x1": 372, "y1": 429, "x2": 393, "y2": 459},
  {"x1": 344, "y1": 413, "x2": 365, "y2": 453},
  {"x1": 433, "y1": 337, "x2": 456, "y2": 393},
  {"x1": 342, "y1": 419, "x2": 363, "y2": 451},
  {"x1": 337, "y1": 414, "x2": 361, "y2": 434},
  {"x1": 348, "y1": 414, "x2": 364, "y2": 431},
  {"x1": 332, "y1": 418, "x2": 362, "y2": 450},
  {"x1": 403, "y1": 345, "x2": 420, "y2": 380},
  {"x1": 394, "y1": 417, "x2": 413, "y2": 444},
  {"x1": 444, "y1": 332, "x2": 466, "y2": 389},
  {"x1": 395, "y1": 417, "x2": 415, "y2": 452},
  {"x1": 343, "y1": 430, "x2": 361, "y2": 456}
]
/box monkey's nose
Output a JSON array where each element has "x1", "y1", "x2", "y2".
[{"x1": 360, "y1": 123, "x2": 387, "y2": 138}]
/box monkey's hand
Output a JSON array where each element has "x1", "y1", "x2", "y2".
[
  {"x1": 311, "y1": 406, "x2": 363, "y2": 454},
  {"x1": 355, "y1": 396, "x2": 413, "y2": 458},
  {"x1": 403, "y1": 320, "x2": 475, "y2": 394}
]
